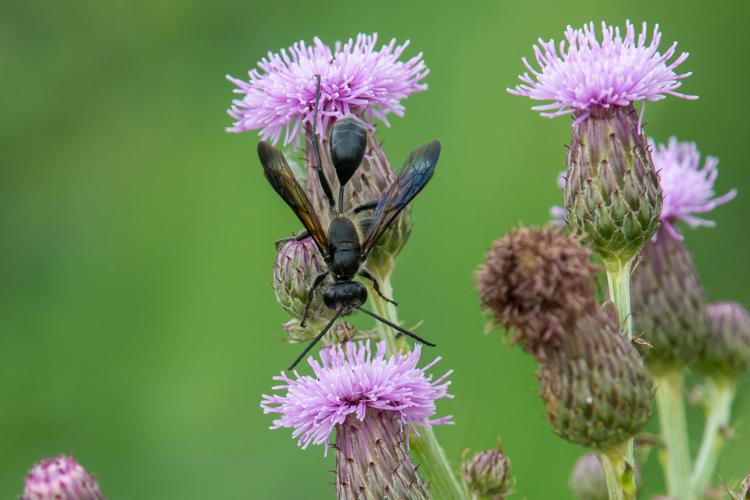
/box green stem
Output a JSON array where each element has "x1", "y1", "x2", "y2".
[
  {"x1": 604, "y1": 257, "x2": 637, "y2": 487},
  {"x1": 369, "y1": 273, "x2": 465, "y2": 500},
  {"x1": 604, "y1": 257, "x2": 634, "y2": 340},
  {"x1": 691, "y1": 377, "x2": 735, "y2": 496},
  {"x1": 654, "y1": 370, "x2": 694, "y2": 500},
  {"x1": 597, "y1": 451, "x2": 625, "y2": 500}
]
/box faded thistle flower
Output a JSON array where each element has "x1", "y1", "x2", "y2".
[
  {"x1": 539, "y1": 308, "x2": 653, "y2": 450},
  {"x1": 476, "y1": 226, "x2": 599, "y2": 356},
  {"x1": 22, "y1": 456, "x2": 105, "y2": 500},
  {"x1": 631, "y1": 138, "x2": 735, "y2": 370},
  {"x1": 569, "y1": 453, "x2": 607, "y2": 500},
  {"x1": 261, "y1": 341, "x2": 452, "y2": 498},
  {"x1": 510, "y1": 21, "x2": 697, "y2": 262},
  {"x1": 693, "y1": 302, "x2": 750, "y2": 380},
  {"x1": 227, "y1": 33, "x2": 428, "y2": 145},
  {"x1": 461, "y1": 442, "x2": 514, "y2": 499}
]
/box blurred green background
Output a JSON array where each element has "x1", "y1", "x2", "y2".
[{"x1": 2, "y1": 0, "x2": 749, "y2": 497}]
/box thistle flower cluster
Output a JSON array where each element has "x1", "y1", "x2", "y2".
[
  {"x1": 461, "y1": 443, "x2": 514, "y2": 499},
  {"x1": 477, "y1": 226, "x2": 652, "y2": 450}
]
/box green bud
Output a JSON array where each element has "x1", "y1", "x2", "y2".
[
  {"x1": 273, "y1": 238, "x2": 331, "y2": 337},
  {"x1": 539, "y1": 309, "x2": 653, "y2": 450},
  {"x1": 569, "y1": 453, "x2": 607, "y2": 500},
  {"x1": 461, "y1": 443, "x2": 514, "y2": 499},
  {"x1": 564, "y1": 105, "x2": 662, "y2": 262},
  {"x1": 693, "y1": 302, "x2": 750, "y2": 379},
  {"x1": 631, "y1": 228, "x2": 707, "y2": 371}
]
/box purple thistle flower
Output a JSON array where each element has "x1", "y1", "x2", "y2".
[
  {"x1": 652, "y1": 137, "x2": 737, "y2": 239},
  {"x1": 227, "y1": 33, "x2": 428, "y2": 145},
  {"x1": 508, "y1": 21, "x2": 696, "y2": 121},
  {"x1": 261, "y1": 340, "x2": 452, "y2": 450},
  {"x1": 22, "y1": 455, "x2": 105, "y2": 500}
]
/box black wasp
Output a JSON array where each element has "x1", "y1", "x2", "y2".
[{"x1": 258, "y1": 77, "x2": 440, "y2": 370}]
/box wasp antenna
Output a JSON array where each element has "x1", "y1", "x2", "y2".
[
  {"x1": 311, "y1": 74, "x2": 336, "y2": 211},
  {"x1": 287, "y1": 311, "x2": 342, "y2": 371},
  {"x1": 356, "y1": 306, "x2": 436, "y2": 347}
]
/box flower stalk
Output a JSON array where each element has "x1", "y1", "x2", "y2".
[
  {"x1": 370, "y1": 271, "x2": 465, "y2": 500},
  {"x1": 654, "y1": 370, "x2": 694, "y2": 500},
  {"x1": 691, "y1": 377, "x2": 735, "y2": 496}
]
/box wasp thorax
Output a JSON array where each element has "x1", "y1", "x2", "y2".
[
  {"x1": 324, "y1": 282, "x2": 368, "y2": 313},
  {"x1": 331, "y1": 116, "x2": 367, "y2": 186}
]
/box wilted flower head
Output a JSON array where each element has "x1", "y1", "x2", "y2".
[
  {"x1": 227, "y1": 33, "x2": 428, "y2": 145},
  {"x1": 476, "y1": 226, "x2": 599, "y2": 355},
  {"x1": 652, "y1": 137, "x2": 736, "y2": 239},
  {"x1": 508, "y1": 20, "x2": 696, "y2": 120},
  {"x1": 261, "y1": 340, "x2": 452, "y2": 449},
  {"x1": 22, "y1": 455, "x2": 105, "y2": 500},
  {"x1": 569, "y1": 453, "x2": 607, "y2": 500}
]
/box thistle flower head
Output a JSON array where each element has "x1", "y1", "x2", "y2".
[
  {"x1": 652, "y1": 137, "x2": 736, "y2": 239},
  {"x1": 476, "y1": 226, "x2": 599, "y2": 355},
  {"x1": 261, "y1": 340, "x2": 452, "y2": 449},
  {"x1": 508, "y1": 21, "x2": 696, "y2": 120},
  {"x1": 539, "y1": 309, "x2": 653, "y2": 449},
  {"x1": 227, "y1": 33, "x2": 428, "y2": 145},
  {"x1": 22, "y1": 456, "x2": 105, "y2": 500},
  {"x1": 694, "y1": 301, "x2": 750, "y2": 379},
  {"x1": 569, "y1": 453, "x2": 607, "y2": 500},
  {"x1": 461, "y1": 443, "x2": 514, "y2": 499}
]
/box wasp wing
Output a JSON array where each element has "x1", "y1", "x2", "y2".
[
  {"x1": 258, "y1": 141, "x2": 328, "y2": 252},
  {"x1": 361, "y1": 140, "x2": 440, "y2": 253}
]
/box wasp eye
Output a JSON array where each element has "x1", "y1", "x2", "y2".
[{"x1": 330, "y1": 116, "x2": 367, "y2": 187}]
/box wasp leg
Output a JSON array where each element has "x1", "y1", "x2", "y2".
[
  {"x1": 300, "y1": 271, "x2": 329, "y2": 327},
  {"x1": 359, "y1": 270, "x2": 398, "y2": 306},
  {"x1": 274, "y1": 230, "x2": 311, "y2": 251},
  {"x1": 351, "y1": 200, "x2": 378, "y2": 214},
  {"x1": 288, "y1": 311, "x2": 342, "y2": 371}
]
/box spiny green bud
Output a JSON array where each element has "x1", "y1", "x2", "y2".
[
  {"x1": 461, "y1": 442, "x2": 514, "y2": 499},
  {"x1": 693, "y1": 302, "x2": 750, "y2": 379},
  {"x1": 476, "y1": 226, "x2": 599, "y2": 356},
  {"x1": 631, "y1": 228, "x2": 707, "y2": 371},
  {"x1": 564, "y1": 105, "x2": 662, "y2": 263},
  {"x1": 539, "y1": 308, "x2": 653, "y2": 450},
  {"x1": 273, "y1": 237, "x2": 331, "y2": 339},
  {"x1": 335, "y1": 409, "x2": 429, "y2": 500},
  {"x1": 569, "y1": 453, "x2": 607, "y2": 500}
]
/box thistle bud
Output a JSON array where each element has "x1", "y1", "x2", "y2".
[
  {"x1": 539, "y1": 309, "x2": 653, "y2": 450},
  {"x1": 475, "y1": 226, "x2": 599, "y2": 356},
  {"x1": 693, "y1": 302, "x2": 750, "y2": 379},
  {"x1": 631, "y1": 228, "x2": 707, "y2": 370},
  {"x1": 569, "y1": 453, "x2": 607, "y2": 500},
  {"x1": 22, "y1": 455, "x2": 105, "y2": 500},
  {"x1": 306, "y1": 122, "x2": 412, "y2": 275},
  {"x1": 273, "y1": 237, "x2": 331, "y2": 336},
  {"x1": 461, "y1": 443, "x2": 514, "y2": 499},
  {"x1": 564, "y1": 105, "x2": 662, "y2": 262}
]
